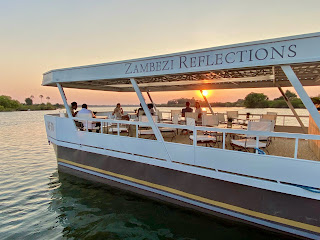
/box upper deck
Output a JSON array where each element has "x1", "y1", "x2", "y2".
[{"x1": 43, "y1": 32, "x2": 320, "y2": 92}]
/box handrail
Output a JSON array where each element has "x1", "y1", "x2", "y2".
[{"x1": 72, "y1": 116, "x2": 320, "y2": 141}]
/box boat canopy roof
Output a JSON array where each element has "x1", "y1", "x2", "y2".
[{"x1": 43, "y1": 32, "x2": 320, "y2": 92}]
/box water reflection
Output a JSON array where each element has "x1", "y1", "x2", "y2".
[{"x1": 49, "y1": 171, "x2": 293, "y2": 240}]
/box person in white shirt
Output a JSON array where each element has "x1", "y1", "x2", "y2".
[
  {"x1": 76, "y1": 104, "x2": 96, "y2": 118},
  {"x1": 76, "y1": 104, "x2": 97, "y2": 131}
]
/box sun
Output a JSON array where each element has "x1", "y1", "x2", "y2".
[{"x1": 202, "y1": 90, "x2": 208, "y2": 97}]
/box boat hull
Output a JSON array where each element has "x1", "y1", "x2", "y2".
[{"x1": 55, "y1": 144, "x2": 320, "y2": 239}]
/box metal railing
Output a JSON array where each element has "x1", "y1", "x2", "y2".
[{"x1": 71, "y1": 116, "x2": 320, "y2": 160}]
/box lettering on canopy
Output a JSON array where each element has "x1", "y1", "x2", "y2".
[{"x1": 124, "y1": 44, "x2": 297, "y2": 74}]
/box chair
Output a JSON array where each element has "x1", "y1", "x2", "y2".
[
  {"x1": 171, "y1": 110, "x2": 181, "y2": 120},
  {"x1": 227, "y1": 111, "x2": 239, "y2": 123},
  {"x1": 185, "y1": 112, "x2": 198, "y2": 120},
  {"x1": 267, "y1": 112, "x2": 277, "y2": 115},
  {"x1": 188, "y1": 117, "x2": 217, "y2": 147},
  {"x1": 231, "y1": 121, "x2": 273, "y2": 152},
  {"x1": 159, "y1": 114, "x2": 178, "y2": 140},
  {"x1": 202, "y1": 115, "x2": 219, "y2": 126},
  {"x1": 108, "y1": 125, "x2": 129, "y2": 135},
  {"x1": 217, "y1": 113, "x2": 226, "y2": 124},
  {"x1": 261, "y1": 114, "x2": 277, "y2": 123},
  {"x1": 76, "y1": 112, "x2": 100, "y2": 132},
  {"x1": 138, "y1": 115, "x2": 158, "y2": 139}
]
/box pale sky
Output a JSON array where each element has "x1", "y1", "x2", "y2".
[{"x1": 1, "y1": 0, "x2": 320, "y2": 105}]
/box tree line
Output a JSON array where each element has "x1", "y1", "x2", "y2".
[
  {"x1": 158, "y1": 90, "x2": 320, "y2": 109},
  {"x1": 0, "y1": 95, "x2": 63, "y2": 112}
]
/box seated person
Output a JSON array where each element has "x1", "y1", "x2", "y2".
[
  {"x1": 148, "y1": 103, "x2": 155, "y2": 115},
  {"x1": 76, "y1": 104, "x2": 98, "y2": 131},
  {"x1": 137, "y1": 104, "x2": 145, "y2": 116},
  {"x1": 76, "y1": 104, "x2": 96, "y2": 118},
  {"x1": 112, "y1": 103, "x2": 124, "y2": 119},
  {"x1": 70, "y1": 101, "x2": 78, "y2": 117},
  {"x1": 181, "y1": 101, "x2": 193, "y2": 117},
  {"x1": 194, "y1": 101, "x2": 202, "y2": 120}
]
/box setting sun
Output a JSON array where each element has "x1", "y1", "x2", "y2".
[{"x1": 202, "y1": 90, "x2": 208, "y2": 96}]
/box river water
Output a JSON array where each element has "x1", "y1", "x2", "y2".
[{"x1": 0, "y1": 109, "x2": 300, "y2": 240}]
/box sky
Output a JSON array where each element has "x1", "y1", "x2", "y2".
[{"x1": 1, "y1": 0, "x2": 320, "y2": 105}]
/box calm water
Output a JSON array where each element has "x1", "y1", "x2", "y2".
[{"x1": 0, "y1": 110, "x2": 299, "y2": 240}]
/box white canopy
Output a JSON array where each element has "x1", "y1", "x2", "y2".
[{"x1": 42, "y1": 32, "x2": 320, "y2": 92}]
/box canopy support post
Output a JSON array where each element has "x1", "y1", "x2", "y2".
[
  {"x1": 147, "y1": 91, "x2": 157, "y2": 112},
  {"x1": 130, "y1": 78, "x2": 172, "y2": 162},
  {"x1": 277, "y1": 84, "x2": 307, "y2": 133},
  {"x1": 281, "y1": 65, "x2": 320, "y2": 130},
  {"x1": 200, "y1": 90, "x2": 214, "y2": 115},
  {"x1": 57, "y1": 83, "x2": 73, "y2": 118}
]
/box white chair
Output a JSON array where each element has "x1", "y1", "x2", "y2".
[
  {"x1": 159, "y1": 114, "x2": 178, "y2": 140},
  {"x1": 138, "y1": 115, "x2": 157, "y2": 139},
  {"x1": 231, "y1": 121, "x2": 273, "y2": 152},
  {"x1": 202, "y1": 115, "x2": 219, "y2": 126},
  {"x1": 188, "y1": 117, "x2": 217, "y2": 147},
  {"x1": 76, "y1": 112, "x2": 100, "y2": 132},
  {"x1": 227, "y1": 111, "x2": 238, "y2": 122},
  {"x1": 267, "y1": 112, "x2": 277, "y2": 115},
  {"x1": 217, "y1": 113, "x2": 226, "y2": 124},
  {"x1": 185, "y1": 112, "x2": 198, "y2": 120},
  {"x1": 171, "y1": 110, "x2": 181, "y2": 120},
  {"x1": 261, "y1": 114, "x2": 277, "y2": 123}
]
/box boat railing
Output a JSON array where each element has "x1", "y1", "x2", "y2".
[
  {"x1": 70, "y1": 115, "x2": 320, "y2": 161},
  {"x1": 45, "y1": 114, "x2": 320, "y2": 190},
  {"x1": 159, "y1": 111, "x2": 309, "y2": 127}
]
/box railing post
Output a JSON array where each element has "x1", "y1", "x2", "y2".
[
  {"x1": 255, "y1": 136, "x2": 260, "y2": 154},
  {"x1": 294, "y1": 138, "x2": 299, "y2": 159},
  {"x1": 222, "y1": 132, "x2": 226, "y2": 150},
  {"x1": 193, "y1": 126, "x2": 197, "y2": 164},
  {"x1": 130, "y1": 78, "x2": 172, "y2": 162},
  {"x1": 136, "y1": 124, "x2": 139, "y2": 138}
]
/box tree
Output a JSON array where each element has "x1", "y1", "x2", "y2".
[
  {"x1": 0, "y1": 95, "x2": 20, "y2": 109},
  {"x1": 39, "y1": 95, "x2": 43, "y2": 103},
  {"x1": 30, "y1": 95, "x2": 34, "y2": 100},
  {"x1": 274, "y1": 90, "x2": 297, "y2": 101},
  {"x1": 244, "y1": 93, "x2": 269, "y2": 108},
  {"x1": 25, "y1": 97, "x2": 33, "y2": 105},
  {"x1": 46, "y1": 96, "x2": 50, "y2": 103}
]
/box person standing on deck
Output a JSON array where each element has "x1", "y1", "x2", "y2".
[{"x1": 181, "y1": 101, "x2": 193, "y2": 117}]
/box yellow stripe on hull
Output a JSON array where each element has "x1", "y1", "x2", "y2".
[{"x1": 58, "y1": 158, "x2": 320, "y2": 234}]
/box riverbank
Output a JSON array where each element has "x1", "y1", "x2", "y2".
[{"x1": 0, "y1": 103, "x2": 63, "y2": 112}]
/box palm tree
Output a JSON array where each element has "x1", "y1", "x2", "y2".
[
  {"x1": 46, "y1": 96, "x2": 50, "y2": 103},
  {"x1": 39, "y1": 95, "x2": 43, "y2": 103}
]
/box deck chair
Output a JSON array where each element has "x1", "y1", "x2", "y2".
[
  {"x1": 138, "y1": 115, "x2": 157, "y2": 139},
  {"x1": 267, "y1": 112, "x2": 277, "y2": 116},
  {"x1": 76, "y1": 112, "x2": 100, "y2": 132},
  {"x1": 159, "y1": 114, "x2": 178, "y2": 140},
  {"x1": 227, "y1": 111, "x2": 238, "y2": 121},
  {"x1": 185, "y1": 112, "x2": 198, "y2": 120},
  {"x1": 217, "y1": 113, "x2": 226, "y2": 124},
  {"x1": 231, "y1": 121, "x2": 273, "y2": 152},
  {"x1": 261, "y1": 114, "x2": 277, "y2": 123},
  {"x1": 188, "y1": 117, "x2": 217, "y2": 147},
  {"x1": 171, "y1": 110, "x2": 181, "y2": 120}
]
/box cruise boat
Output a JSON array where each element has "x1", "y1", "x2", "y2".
[{"x1": 43, "y1": 32, "x2": 320, "y2": 239}]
